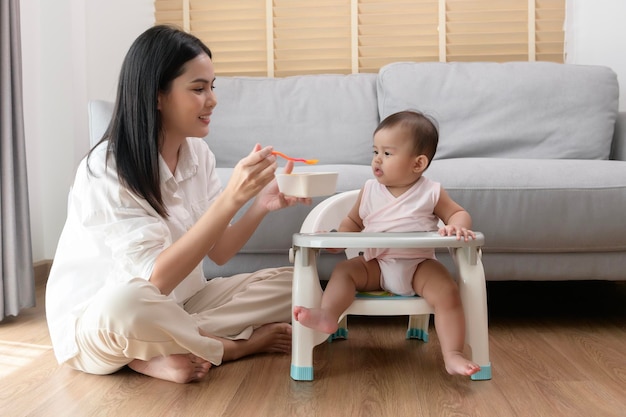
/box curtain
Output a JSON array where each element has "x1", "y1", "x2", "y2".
[{"x1": 0, "y1": 0, "x2": 35, "y2": 320}]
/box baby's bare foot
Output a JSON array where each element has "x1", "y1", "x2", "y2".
[
  {"x1": 128, "y1": 353, "x2": 212, "y2": 383},
  {"x1": 443, "y1": 352, "x2": 481, "y2": 376},
  {"x1": 293, "y1": 306, "x2": 339, "y2": 334}
]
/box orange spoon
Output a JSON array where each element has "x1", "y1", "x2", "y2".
[{"x1": 271, "y1": 151, "x2": 318, "y2": 165}]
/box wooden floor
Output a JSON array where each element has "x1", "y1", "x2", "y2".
[{"x1": 1, "y1": 279, "x2": 625, "y2": 417}]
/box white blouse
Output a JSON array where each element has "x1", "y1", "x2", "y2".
[{"x1": 45, "y1": 138, "x2": 222, "y2": 363}]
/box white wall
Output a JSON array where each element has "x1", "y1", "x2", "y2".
[
  {"x1": 21, "y1": 0, "x2": 82, "y2": 262},
  {"x1": 85, "y1": 1, "x2": 155, "y2": 102},
  {"x1": 565, "y1": 0, "x2": 626, "y2": 110},
  {"x1": 20, "y1": 0, "x2": 626, "y2": 262},
  {"x1": 21, "y1": 0, "x2": 153, "y2": 261},
  {"x1": 20, "y1": 0, "x2": 43, "y2": 259}
]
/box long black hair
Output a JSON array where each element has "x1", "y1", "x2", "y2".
[{"x1": 88, "y1": 25, "x2": 212, "y2": 217}]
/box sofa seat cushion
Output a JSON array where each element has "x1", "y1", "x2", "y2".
[
  {"x1": 377, "y1": 62, "x2": 619, "y2": 160},
  {"x1": 427, "y1": 158, "x2": 626, "y2": 253},
  {"x1": 217, "y1": 158, "x2": 626, "y2": 255}
]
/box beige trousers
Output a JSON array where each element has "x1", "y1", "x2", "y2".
[{"x1": 66, "y1": 267, "x2": 293, "y2": 375}]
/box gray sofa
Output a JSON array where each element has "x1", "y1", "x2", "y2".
[{"x1": 88, "y1": 61, "x2": 626, "y2": 282}]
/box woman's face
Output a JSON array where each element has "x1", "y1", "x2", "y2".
[{"x1": 158, "y1": 53, "x2": 216, "y2": 143}]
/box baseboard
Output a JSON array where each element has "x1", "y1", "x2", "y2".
[{"x1": 34, "y1": 260, "x2": 52, "y2": 285}]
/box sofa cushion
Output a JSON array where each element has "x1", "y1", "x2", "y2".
[
  {"x1": 208, "y1": 74, "x2": 379, "y2": 168},
  {"x1": 377, "y1": 62, "x2": 619, "y2": 160},
  {"x1": 426, "y1": 158, "x2": 626, "y2": 252}
]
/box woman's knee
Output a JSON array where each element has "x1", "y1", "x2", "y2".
[{"x1": 95, "y1": 278, "x2": 162, "y2": 328}]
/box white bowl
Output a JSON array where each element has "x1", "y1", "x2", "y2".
[{"x1": 276, "y1": 172, "x2": 338, "y2": 198}]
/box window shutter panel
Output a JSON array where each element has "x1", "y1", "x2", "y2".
[
  {"x1": 273, "y1": 0, "x2": 352, "y2": 76},
  {"x1": 446, "y1": 0, "x2": 530, "y2": 62},
  {"x1": 535, "y1": 0, "x2": 565, "y2": 62},
  {"x1": 189, "y1": 0, "x2": 267, "y2": 76},
  {"x1": 154, "y1": 0, "x2": 185, "y2": 29},
  {"x1": 359, "y1": 0, "x2": 439, "y2": 72},
  {"x1": 154, "y1": 0, "x2": 564, "y2": 76}
]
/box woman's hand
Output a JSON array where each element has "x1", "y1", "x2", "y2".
[
  {"x1": 256, "y1": 159, "x2": 312, "y2": 212},
  {"x1": 223, "y1": 144, "x2": 278, "y2": 206}
]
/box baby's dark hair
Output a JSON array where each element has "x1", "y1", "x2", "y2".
[{"x1": 375, "y1": 110, "x2": 439, "y2": 166}]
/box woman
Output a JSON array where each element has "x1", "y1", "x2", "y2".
[{"x1": 45, "y1": 25, "x2": 309, "y2": 383}]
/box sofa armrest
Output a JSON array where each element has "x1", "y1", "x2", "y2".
[
  {"x1": 610, "y1": 111, "x2": 626, "y2": 161},
  {"x1": 88, "y1": 100, "x2": 114, "y2": 148}
]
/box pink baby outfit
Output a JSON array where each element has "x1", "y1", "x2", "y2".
[{"x1": 360, "y1": 177, "x2": 441, "y2": 296}]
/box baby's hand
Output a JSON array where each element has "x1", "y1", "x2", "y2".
[
  {"x1": 325, "y1": 247, "x2": 345, "y2": 254},
  {"x1": 439, "y1": 225, "x2": 476, "y2": 241},
  {"x1": 315, "y1": 229, "x2": 344, "y2": 253}
]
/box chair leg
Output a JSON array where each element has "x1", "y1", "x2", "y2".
[
  {"x1": 291, "y1": 247, "x2": 330, "y2": 381},
  {"x1": 455, "y1": 247, "x2": 492, "y2": 380},
  {"x1": 407, "y1": 314, "x2": 430, "y2": 341},
  {"x1": 329, "y1": 315, "x2": 349, "y2": 341}
]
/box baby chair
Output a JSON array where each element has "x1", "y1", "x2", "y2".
[{"x1": 289, "y1": 189, "x2": 492, "y2": 381}]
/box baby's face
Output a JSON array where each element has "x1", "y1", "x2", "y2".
[{"x1": 371, "y1": 126, "x2": 422, "y2": 190}]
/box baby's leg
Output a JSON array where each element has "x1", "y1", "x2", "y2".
[
  {"x1": 294, "y1": 257, "x2": 381, "y2": 334},
  {"x1": 413, "y1": 260, "x2": 480, "y2": 376}
]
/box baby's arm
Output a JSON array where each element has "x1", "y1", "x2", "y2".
[
  {"x1": 337, "y1": 189, "x2": 364, "y2": 232},
  {"x1": 434, "y1": 188, "x2": 476, "y2": 241}
]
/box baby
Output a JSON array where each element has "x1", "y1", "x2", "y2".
[{"x1": 293, "y1": 110, "x2": 480, "y2": 376}]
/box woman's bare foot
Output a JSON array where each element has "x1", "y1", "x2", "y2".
[
  {"x1": 128, "y1": 353, "x2": 212, "y2": 383},
  {"x1": 292, "y1": 306, "x2": 339, "y2": 334},
  {"x1": 216, "y1": 322, "x2": 293, "y2": 362},
  {"x1": 443, "y1": 352, "x2": 481, "y2": 376}
]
